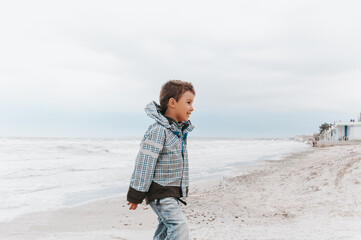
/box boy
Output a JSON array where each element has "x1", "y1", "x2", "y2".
[{"x1": 127, "y1": 80, "x2": 195, "y2": 240}]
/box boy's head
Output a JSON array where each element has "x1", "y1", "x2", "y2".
[{"x1": 159, "y1": 80, "x2": 195, "y2": 122}]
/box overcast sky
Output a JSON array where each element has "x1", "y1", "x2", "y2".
[{"x1": 1, "y1": 0, "x2": 361, "y2": 138}]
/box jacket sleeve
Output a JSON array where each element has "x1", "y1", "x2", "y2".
[{"x1": 127, "y1": 125, "x2": 165, "y2": 204}]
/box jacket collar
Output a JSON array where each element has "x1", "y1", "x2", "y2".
[{"x1": 145, "y1": 101, "x2": 194, "y2": 134}]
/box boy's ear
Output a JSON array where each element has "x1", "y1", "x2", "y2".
[{"x1": 168, "y1": 98, "x2": 177, "y2": 109}]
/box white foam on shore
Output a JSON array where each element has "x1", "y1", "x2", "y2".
[{"x1": 0, "y1": 137, "x2": 308, "y2": 222}]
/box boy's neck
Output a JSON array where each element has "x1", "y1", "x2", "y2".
[
  {"x1": 164, "y1": 114, "x2": 179, "y2": 124},
  {"x1": 164, "y1": 112, "x2": 179, "y2": 123}
]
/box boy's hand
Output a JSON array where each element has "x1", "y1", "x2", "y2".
[{"x1": 127, "y1": 202, "x2": 138, "y2": 210}]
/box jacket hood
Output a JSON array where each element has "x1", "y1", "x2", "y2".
[{"x1": 145, "y1": 101, "x2": 194, "y2": 133}]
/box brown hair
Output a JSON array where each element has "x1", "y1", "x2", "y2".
[{"x1": 159, "y1": 80, "x2": 195, "y2": 114}]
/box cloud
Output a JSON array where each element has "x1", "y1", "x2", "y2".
[{"x1": 1, "y1": 0, "x2": 361, "y2": 137}]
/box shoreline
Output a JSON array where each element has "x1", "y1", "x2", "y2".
[
  {"x1": 1, "y1": 143, "x2": 361, "y2": 239},
  {"x1": 0, "y1": 140, "x2": 307, "y2": 224}
]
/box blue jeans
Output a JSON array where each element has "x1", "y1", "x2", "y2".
[{"x1": 149, "y1": 197, "x2": 189, "y2": 240}]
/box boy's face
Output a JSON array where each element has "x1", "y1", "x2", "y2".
[{"x1": 173, "y1": 91, "x2": 194, "y2": 122}]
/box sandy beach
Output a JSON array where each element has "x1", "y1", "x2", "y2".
[{"x1": 1, "y1": 142, "x2": 361, "y2": 240}]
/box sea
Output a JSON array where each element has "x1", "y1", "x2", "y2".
[{"x1": 0, "y1": 137, "x2": 309, "y2": 222}]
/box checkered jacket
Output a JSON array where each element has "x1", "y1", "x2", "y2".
[{"x1": 128, "y1": 101, "x2": 194, "y2": 203}]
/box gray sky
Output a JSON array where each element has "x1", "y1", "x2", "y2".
[{"x1": 1, "y1": 0, "x2": 361, "y2": 138}]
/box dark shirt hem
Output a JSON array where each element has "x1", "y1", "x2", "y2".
[{"x1": 127, "y1": 182, "x2": 187, "y2": 205}]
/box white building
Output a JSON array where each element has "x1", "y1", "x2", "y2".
[
  {"x1": 333, "y1": 122, "x2": 361, "y2": 140},
  {"x1": 319, "y1": 121, "x2": 361, "y2": 141}
]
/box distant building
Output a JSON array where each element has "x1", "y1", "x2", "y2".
[
  {"x1": 320, "y1": 122, "x2": 361, "y2": 141},
  {"x1": 319, "y1": 113, "x2": 361, "y2": 141},
  {"x1": 334, "y1": 122, "x2": 361, "y2": 140}
]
